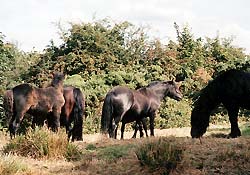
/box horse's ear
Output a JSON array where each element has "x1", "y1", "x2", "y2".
[
  {"x1": 48, "y1": 73, "x2": 53, "y2": 79},
  {"x1": 169, "y1": 77, "x2": 175, "y2": 84},
  {"x1": 170, "y1": 76, "x2": 176, "y2": 82},
  {"x1": 176, "y1": 81, "x2": 182, "y2": 88}
]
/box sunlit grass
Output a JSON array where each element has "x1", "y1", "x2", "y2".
[{"x1": 2, "y1": 127, "x2": 82, "y2": 160}]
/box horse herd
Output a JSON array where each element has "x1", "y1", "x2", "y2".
[{"x1": 2, "y1": 69, "x2": 250, "y2": 141}]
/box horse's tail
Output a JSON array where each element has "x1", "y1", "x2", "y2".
[
  {"x1": 3, "y1": 90, "x2": 14, "y2": 127},
  {"x1": 72, "y1": 88, "x2": 84, "y2": 141},
  {"x1": 101, "y1": 92, "x2": 113, "y2": 134}
]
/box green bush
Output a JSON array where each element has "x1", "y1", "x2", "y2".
[
  {"x1": 156, "y1": 99, "x2": 191, "y2": 129},
  {"x1": 135, "y1": 137, "x2": 184, "y2": 174}
]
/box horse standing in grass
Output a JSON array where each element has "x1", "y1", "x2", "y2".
[
  {"x1": 191, "y1": 69, "x2": 250, "y2": 138},
  {"x1": 3, "y1": 73, "x2": 65, "y2": 138},
  {"x1": 101, "y1": 81, "x2": 183, "y2": 139},
  {"x1": 29, "y1": 86, "x2": 85, "y2": 141},
  {"x1": 60, "y1": 86, "x2": 85, "y2": 141}
]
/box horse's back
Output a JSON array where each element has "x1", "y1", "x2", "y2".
[
  {"x1": 214, "y1": 70, "x2": 250, "y2": 96},
  {"x1": 12, "y1": 83, "x2": 34, "y2": 96},
  {"x1": 205, "y1": 69, "x2": 250, "y2": 108},
  {"x1": 109, "y1": 86, "x2": 134, "y2": 107},
  {"x1": 35, "y1": 86, "x2": 65, "y2": 107}
]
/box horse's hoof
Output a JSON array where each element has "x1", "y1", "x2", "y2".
[{"x1": 227, "y1": 133, "x2": 241, "y2": 138}]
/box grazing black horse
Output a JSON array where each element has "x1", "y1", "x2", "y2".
[
  {"x1": 191, "y1": 69, "x2": 250, "y2": 138},
  {"x1": 101, "y1": 81, "x2": 183, "y2": 139},
  {"x1": 3, "y1": 73, "x2": 65, "y2": 138}
]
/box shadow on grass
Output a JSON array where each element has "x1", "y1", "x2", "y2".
[{"x1": 209, "y1": 133, "x2": 228, "y2": 138}]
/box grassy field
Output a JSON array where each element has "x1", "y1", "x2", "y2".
[{"x1": 0, "y1": 124, "x2": 250, "y2": 175}]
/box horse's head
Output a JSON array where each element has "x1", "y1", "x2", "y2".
[
  {"x1": 164, "y1": 81, "x2": 183, "y2": 101},
  {"x1": 190, "y1": 104, "x2": 210, "y2": 138},
  {"x1": 51, "y1": 72, "x2": 65, "y2": 87}
]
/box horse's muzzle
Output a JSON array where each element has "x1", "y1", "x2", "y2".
[{"x1": 175, "y1": 94, "x2": 183, "y2": 101}]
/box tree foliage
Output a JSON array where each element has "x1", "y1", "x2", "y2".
[{"x1": 0, "y1": 19, "x2": 249, "y2": 132}]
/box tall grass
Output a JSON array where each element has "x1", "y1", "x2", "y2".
[
  {"x1": 2, "y1": 127, "x2": 82, "y2": 160},
  {"x1": 0, "y1": 155, "x2": 34, "y2": 175}
]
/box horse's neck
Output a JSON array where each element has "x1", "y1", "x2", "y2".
[
  {"x1": 139, "y1": 87, "x2": 163, "y2": 102},
  {"x1": 147, "y1": 87, "x2": 165, "y2": 101},
  {"x1": 37, "y1": 84, "x2": 63, "y2": 95},
  {"x1": 51, "y1": 83, "x2": 64, "y2": 92}
]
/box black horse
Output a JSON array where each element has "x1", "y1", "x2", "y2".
[
  {"x1": 101, "y1": 81, "x2": 183, "y2": 139},
  {"x1": 191, "y1": 69, "x2": 250, "y2": 138},
  {"x1": 3, "y1": 73, "x2": 65, "y2": 138}
]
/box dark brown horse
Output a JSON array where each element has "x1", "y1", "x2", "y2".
[
  {"x1": 60, "y1": 86, "x2": 85, "y2": 141},
  {"x1": 101, "y1": 81, "x2": 183, "y2": 139},
  {"x1": 3, "y1": 73, "x2": 65, "y2": 138},
  {"x1": 27, "y1": 86, "x2": 85, "y2": 141},
  {"x1": 191, "y1": 69, "x2": 250, "y2": 138}
]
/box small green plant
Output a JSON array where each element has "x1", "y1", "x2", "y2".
[
  {"x1": 97, "y1": 144, "x2": 135, "y2": 162},
  {"x1": 65, "y1": 144, "x2": 83, "y2": 161},
  {"x1": 135, "y1": 137, "x2": 184, "y2": 174},
  {"x1": 85, "y1": 143, "x2": 97, "y2": 150},
  {"x1": 242, "y1": 125, "x2": 250, "y2": 136}
]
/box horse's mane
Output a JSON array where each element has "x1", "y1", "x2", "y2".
[
  {"x1": 194, "y1": 79, "x2": 218, "y2": 109},
  {"x1": 146, "y1": 81, "x2": 163, "y2": 88}
]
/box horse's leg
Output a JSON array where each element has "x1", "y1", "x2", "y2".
[
  {"x1": 227, "y1": 106, "x2": 241, "y2": 138},
  {"x1": 9, "y1": 114, "x2": 16, "y2": 139},
  {"x1": 114, "y1": 122, "x2": 119, "y2": 139},
  {"x1": 67, "y1": 122, "x2": 72, "y2": 141},
  {"x1": 111, "y1": 111, "x2": 126, "y2": 139},
  {"x1": 138, "y1": 121, "x2": 144, "y2": 138},
  {"x1": 141, "y1": 118, "x2": 148, "y2": 137},
  {"x1": 131, "y1": 121, "x2": 139, "y2": 138},
  {"x1": 149, "y1": 113, "x2": 156, "y2": 136},
  {"x1": 51, "y1": 108, "x2": 61, "y2": 132},
  {"x1": 10, "y1": 104, "x2": 30, "y2": 138},
  {"x1": 65, "y1": 116, "x2": 72, "y2": 140},
  {"x1": 121, "y1": 122, "x2": 125, "y2": 139}
]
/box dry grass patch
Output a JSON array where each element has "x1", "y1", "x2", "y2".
[
  {"x1": 2, "y1": 127, "x2": 82, "y2": 160},
  {"x1": 0, "y1": 155, "x2": 43, "y2": 175},
  {"x1": 1, "y1": 126, "x2": 250, "y2": 175}
]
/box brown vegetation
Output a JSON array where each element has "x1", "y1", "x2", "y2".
[{"x1": 0, "y1": 125, "x2": 250, "y2": 175}]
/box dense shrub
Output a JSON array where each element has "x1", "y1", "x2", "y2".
[{"x1": 135, "y1": 137, "x2": 184, "y2": 174}]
